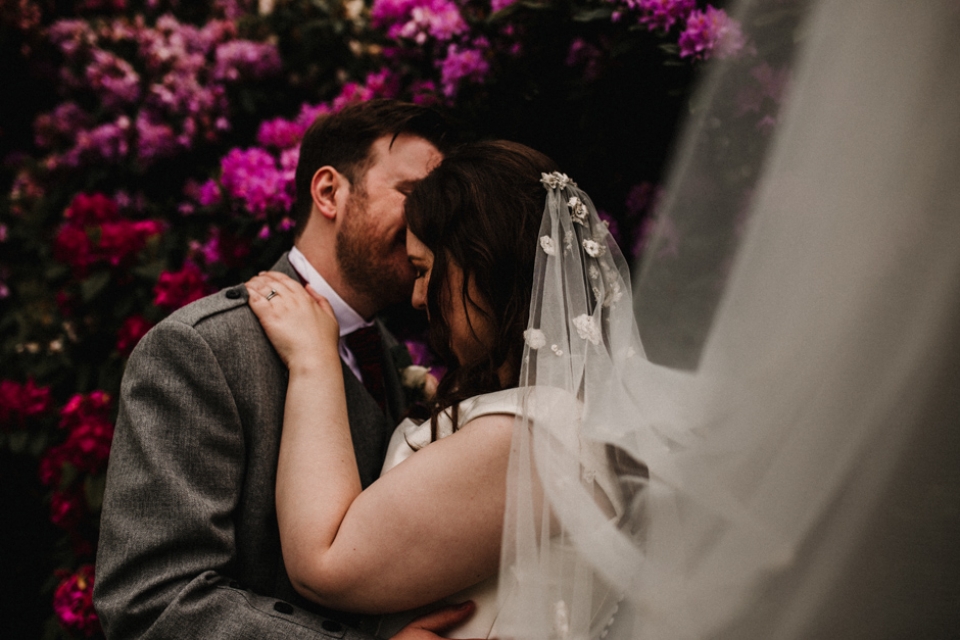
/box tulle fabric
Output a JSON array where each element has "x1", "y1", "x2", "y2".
[{"x1": 497, "y1": 0, "x2": 960, "y2": 638}]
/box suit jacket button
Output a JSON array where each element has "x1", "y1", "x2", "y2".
[
  {"x1": 225, "y1": 288, "x2": 243, "y2": 299},
  {"x1": 273, "y1": 601, "x2": 294, "y2": 614},
  {"x1": 322, "y1": 620, "x2": 343, "y2": 632}
]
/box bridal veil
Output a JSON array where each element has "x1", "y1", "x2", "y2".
[{"x1": 497, "y1": 0, "x2": 960, "y2": 638}]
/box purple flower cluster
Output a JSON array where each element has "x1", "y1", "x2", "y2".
[
  {"x1": 196, "y1": 69, "x2": 400, "y2": 228},
  {"x1": 36, "y1": 14, "x2": 281, "y2": 170},
  {"x1": 0, "y1": 378, "x2": 53, "y2": 430},
  {"x1": 440, "y1": 40, "x2": 491, "y2": 97},
  {"x1": 372, "y1": 0, "x2": 467, "y2": 44},
  {"x1": 629, "y1": 0, "x2": 695, "y2": 31},
  {"x1": 52, "y1": 565, "x2": 101, "y2": 638},
  {"x1": 678, "y1": 5, "x2": 744, "y2": 60},
  {"x1": 39, "y1": 391, "x2": 115, "y2": 512},
  {"x1": 219, "y1": 147, "x2": 295, "y2": 218},
  {"x1": 612, "y1": 0, "x2": 744, "y2": 62},
  {"x1": 53, "y1": 192, "x2": 165, "y2": 277},
  {"x1": 153, "y1": 261, "x2": 210, "y2": 310},
  {"x1": 371, "y1": 0, "x2": 492, "y2": 100}
]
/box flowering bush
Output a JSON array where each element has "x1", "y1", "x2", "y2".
[{"x1": 0, "y1": 0, "x2": 802, "y2": 637}]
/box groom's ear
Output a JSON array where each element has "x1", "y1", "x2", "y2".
[{"x1": 311, "y1": 166, "x2": 345, "y2": 221}]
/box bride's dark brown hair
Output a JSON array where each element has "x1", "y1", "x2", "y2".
[{"x1": 405, "y1": 140, "x2": 560, "y2": 434}]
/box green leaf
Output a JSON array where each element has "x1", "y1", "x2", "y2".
[
  {"x1": 7, "y1": 430, "x2": 29, "y2": 454},
  {"x1": 80, "y1": 271, "x2": 111, "y2": 302},
  {"x1": 573, "y1": 7, "x2": 614, "y2": 22},
  {"x1": 59, "y1": 462, "x2": 79, "y2": 491},
  {"x1": 133, "y1": 259, "x2": 166, "y2": 282},
  {"x1": 45, "y1": 263, "x2": 69, "y2": 281},
  {"x1": 85, "y1": 474, "x2": 107, "y2": 511}
]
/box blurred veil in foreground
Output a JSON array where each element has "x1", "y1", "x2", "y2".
[{"x1": 496, "y1": 0, "x2": 960, "y2": 638}]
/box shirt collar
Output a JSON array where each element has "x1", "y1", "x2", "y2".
[{"x1": 287, "y1": 246, "x2": 373, "y2": 337}]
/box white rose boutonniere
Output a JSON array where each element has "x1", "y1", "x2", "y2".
[{"x1": 401, "y1": 365, "x2": 438, "y2": 400}]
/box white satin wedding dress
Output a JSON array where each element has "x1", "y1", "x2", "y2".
[{"x1": 372, "y1": 387, "x2": 624, "y2": 639}]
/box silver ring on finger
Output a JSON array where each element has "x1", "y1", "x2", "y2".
[{"x1": 266, "y1": 289, "x2": 279, "y2": 301}]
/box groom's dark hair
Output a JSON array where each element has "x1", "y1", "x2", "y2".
[
  {"x1": 405, "y1": 140, "x2": 560, "y2": 435},
  {"x1": 292, "y1": 99, "x2": 450, "y2": 237}
]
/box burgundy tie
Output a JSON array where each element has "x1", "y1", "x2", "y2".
[{"x1": 344, "y1": 326, "x2": 386, "y2": 413}]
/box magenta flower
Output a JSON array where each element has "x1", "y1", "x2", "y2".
[
  {"x1": 219, "y1": 147, "x2": 294, "y2": 216},
  {"x1": 50, "y1": 488, "x2": 86, "y2": 531},
  {"x1": 256, "y1": 117, "x2": 304, "y2": 150},
  {"x1": 54, "y1": 192, "x2": 163, "y2": 274},
  {"x1": 59, "y1": 390, "x2": 112, "y2": 432},
  {"x1": 566, "y1": 38, "x2": 604, "y2": 82},
  {"x1": 135, "y1": 111, "x2": 180, "y2": 165},
  {"x1": 410, "y1": 79, "x2": 440, "y2": 105},
  {"x1": 213, "y1": 40, "x2": 283, "y2": 81},
  {"x1": 196, "y1": 179, "x2": 223, "y2": 207},
  {"x1": 86, "y1": 48, "x2": 141, "y2": 109},
  {"x1": 491, "y1": 0, "x2": 517, "y2": 12},
  {"x1": 0, "y1": 378, "x2": 53, "y2": 430},
  {"x1": 34, "y1": 102, "x2": 91, "y2": 149},
  {"x1": 39, "y1": 416, "x2": 115, "y2": 488},
  {"x1": 153, "y1": 262, "x2": 210, "y2": 310},
  {"x1": 65, "y1": 192, "x2": 119, "y2": 224},
  {"x1": 52, "y1": 565, "x2": 101, "y2": 638},
  {"x1": 116, "y1": 315, "x2": 153, "y2": 357},
  {"x1": 631, "y1": 0, "x2": 696, "y2": 32},
  {"x1": 678, "y1": 6, "x2": 745, "y2": 60},
  {"x1": 439, "y1": 41, "x2": 491, "y2": 98},
  {"x1": 374, "y1": 0, "x2": 467, "y2": 44}
]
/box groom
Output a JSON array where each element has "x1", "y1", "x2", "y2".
[{"x1": 94, "y1": 100, "x2": 462, "y2": 639}]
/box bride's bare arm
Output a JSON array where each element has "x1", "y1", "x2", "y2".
[{"x1": 246, "y1": 272, "x2": 513, "y2": 615}]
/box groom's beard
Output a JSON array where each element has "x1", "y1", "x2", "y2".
[{"x1": 336, "y1": 190, "x2": 415, "y2": 309}]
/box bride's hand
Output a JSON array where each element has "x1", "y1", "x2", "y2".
[{"x1": 246, "y1": 271, "x2": 340, "y2": 371}]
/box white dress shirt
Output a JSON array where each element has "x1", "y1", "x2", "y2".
[{"x1": 287, "y1": 246, "x2": 374, "y2": 383}]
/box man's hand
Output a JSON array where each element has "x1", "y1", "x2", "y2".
[{"x1": 392, "y1": 601, "x2": 481, "y2": 640}]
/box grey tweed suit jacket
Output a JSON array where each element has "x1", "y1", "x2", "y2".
[{"x1": 94, "y1": 255, "x2": 408, "y2": 639}]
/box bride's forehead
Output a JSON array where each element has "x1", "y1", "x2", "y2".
[{"x1": 405, "y1": 229, "x2": 432, "y2": 259}]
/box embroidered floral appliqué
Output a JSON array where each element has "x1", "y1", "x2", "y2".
[
  {"x1": 573, "y1": 314, "x2": 601, "y2": 345},
  {"x1": 539, "y1": 235, "x2": 557, "y2": 256},
  {"x1": 540, "y1": 171, "x2": 576, "y2": 191},
  {"x1": 523, "y1": 328, "x2": 546, "y2": 350},
  {"x1": 582, "y1": 239, "x2": 604, "y2": 257},
  {"x1": 567, "y1": 196, "x2": 588, "y2": 224}
]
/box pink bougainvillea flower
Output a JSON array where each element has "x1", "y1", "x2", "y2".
[
  {"x1": 50, "y1": 488, "x2": 86, "y2": 531},
  {"x1": 213, "y1": 40, "x2": 282, "y2": 81},
  {"x1": 116, "y1": 315, "x2": 153, "y2": 357},
  {"x1": 631, "y1": 0, "x2": 696, "y2": 32},
  {"x1": 59, "y1": 390, "x2": 112, "y2": 432},
  {"x1": 439, "y1": 40, "x2": 491, "y2": 97},
  {"x1": 153, "y1": 262, "x2": 210, "y2": 310},
  {"x1": 678, "y1": 6, "x2": 745, "y2": 60},
  {"x1": 65, "y1": 192, "x2": 119, "y2": 224},
  {"x1": 40, "y1": 391, "x2": 115, "y2": 487},
  {"x1": 256, "y1": 117, "x2": 303, "y2": 150},
  {"x1": 218, "y1": 147, "x2": 294, "y2": 216},
  {"x1": 54, "y1": 193, "x2": 163, "y2": 274},
  {"x1": 53, "y1": 564, "x2": 101, "y2": 638},
  {"x1": 373, "y1": 0, "x2": 467, "y2": 44},
  {"x1": 0, "y1": 378, "x2": 53, "y2": 430}
]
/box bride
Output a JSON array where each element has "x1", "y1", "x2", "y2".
[
  {"x1": 247, "y1": 0, "x2": 960, "y2": 636},
  {"x1": 245, "y1": 140, "x2": 614, "y2": 638}
]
